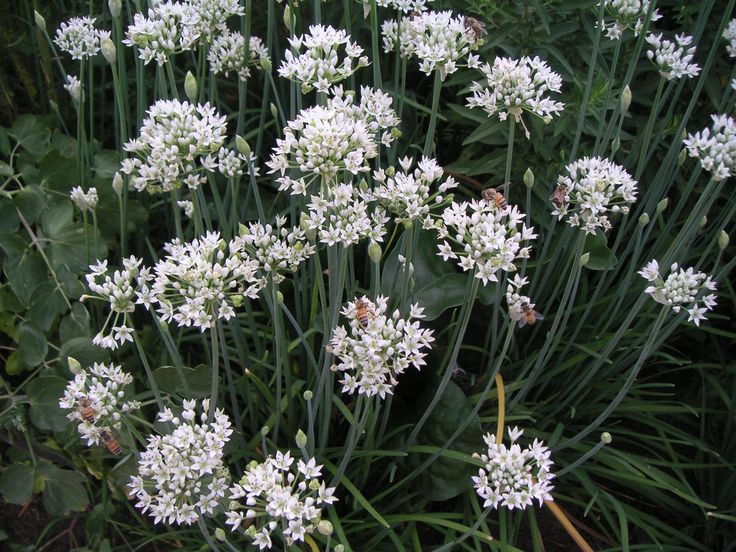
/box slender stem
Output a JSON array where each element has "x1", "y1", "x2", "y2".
[
  {"x1": 503, "y1": 119, "x2": 515, "y2": 195},
  {"x1": 423, "y1": 71, "x2": 443, "y2": 156},
  {"x1": 130, "y1": 324, "x2": 165, "y2": 411},
  {"x1": 635, "y1": 77, "x2": 665, "y2": 179},
  {"x1": 369, "y1": 0, "x2": 382, "y2": 88},
  {"x1": 208, "y1": 324, "x2": 220, "y2": 423},
  {"x1": 332, "y1": 395, "x2": 371, "y2": 486},
  {"x1": 494, "y1": 373, "x2": 505, "y2": 445},
  {"x1": 545, "y1": 500, "x2": 594, "y2": 552},
  {"x1": 594, "y1": 38, "x2": 622, "y2": 154}
]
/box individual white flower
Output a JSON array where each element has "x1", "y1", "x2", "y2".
[
  {"x1": 646, "y1": 33, "x2": 700, "y2": 80},
  {"x1": 725, "y1": 19, "x2": 736, "y2": 57},
  {"x1": 59, "y1": 362, "x2": 140, "y2": 447},
  {"x1": 327, "y1": 86, "x2": 401, "y2": 147},
  {"x1": 278, "y1": 24, "x2": 369, "y2": 93},
  {"x1": 599, "y1": 0, "x2": 661, "y2": 40},
  {"x1": 683, "y1": 114, "x2": 736, "y2": 181},
  {"x1": 208, "y1": 30, "x2": 269, "y2": 81},
  {"x1": 639, "y1": 260, "x2": 717, "y2": 326},
  {"x1": 55, "y1": 17, "x2": 106, "y2": 60},
  {"x1": 70, "y1": 186, "x2": 98, "y2": 212},
  {"x1": 472, "y1": 427, "x2": 555, "y2": 510},
  {"x1": 130, "y1": 400, "x2": 232, "y2": 525},
  {"x1": 382, "y1": 10, "x2": 483, "y2": 80},
  {"x1": 505, "y1": 275, "x2": 543, "y2": 328},
  {"x1": 63, "y1": 75, "x2": 83, "y2": 104},
  {"x1": 121, "y1": 99, "x2": 228, "y2": 193},
  {"x1": 330, "y1": 296, "x2": 434, "y2": 398},
  {"x1": 434, "y1": 200, "x2": 536, "y2": 286},
  {"x1": 466, "y1": 57, "x2": 564, "y2": 134},
  {"x1": 226, "y1": 451, "x2": 337, "y2": 548},
  {"x1": 551, "y1": 157, "x2": 637, "y2": 234},
  {"x1": 231, "y1": 216, "x2": 316, "y2": 283}
]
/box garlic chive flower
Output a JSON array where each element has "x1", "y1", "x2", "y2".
[
  {"x1": 599, "y1": 0, "x2": 661, "y2": 40},
  {"x1": 328, "y1": 86, "x2": 401, "y2": 147},
  {"x1": 140, "y1": 232, "x2": 265, "y2": 331},
  {"x1": 551, "y1": 157, "x2": 638, "y2": 234},
  {"x1": 130, "y1": 399, "x2": 232, "y2": 526},
  {"x1": 121, "y1": 99, "x2": 228, "y2": 193},
  {"x1": 434, "y1": 200, "x2": 537, "y2": 286},
  {"x1": 70, "y1": 186, "x2": 98, "y2": 212},
  {"x1": 472, "y1": 427, "x2": 555, "y2": 510},
  {"x1": 466, "y1": 57, "x2": 564, "y2": 132},
  {"x1": 724, "y1": 19, "x2": 736, "y2": 57},
  {"x1": 374, "y1": 0, "x2": 434, "y2": 13},
  {"x1": 59, "y1": 362, "x2": 140, "y2": 447},
  {"x1": 639, "y1": 260, "x2": 717, "y2": 326},
  {"x1": 683, "y1": 114, "x2": 736, "y2": 181},
  {"x1": 208, "y1": 30, "x2": 269, "y2": 81},
  {"x1": 382, "y1": 11, "x2": 483, "y2": 80},
  {"x1": 64, "y1": 75, "x2": 83, "y2": 104},
  {"x1": 330, "y1": 297, "x2": 435, "y2": 398},
  {"x1": 226, "y1": 451, "x2": 337, "y2": 549},
  {"x1": 646, "y1": 33, "x2": 700, "y2": 81},
  {"x1": 278, "y1": 24, "x2": 369, "y2": 93},
  {"x1": 505, "y1": 275, "x2": 543, "y2": 328},
  {"x1": 55, "y1": 16, "x2": 107, "y2": 60}
]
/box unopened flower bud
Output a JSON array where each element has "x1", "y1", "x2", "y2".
[
  {"x1": 67, "y1": 357, "x2": 82, "y2": 374},
  {"x1": 358, "y1": 179, "x2": 369, "y2": 192},
  {"x1": 270, "y1": 103, "x2": 278, "y2": 120},
  {"x1": 238, "y1": 223, "x2": 248, "y2": 236},
  {"x1": 236, "y1": 135, "x2": 251, "y2": 157},
  {"x1": 185, "y1": 71, "x2": 198, "y2": 102},
  {"x1": 334, "y1": 545, "x2": 345, "y2": 552},
  {"x1": 34, "y1": 11, "x2": 46, "y2": 32},
  {"x1": 719, "y1": 230, "x2": 729, "y2": 250},
  {"x1": 579, "y1": 252, "x2": 590, "y2": 267},
  {"x1": 601, "y1": 432, "x2": 612, "y2": 444},
  {"x1": 215, "y1": 528, "x2": 226, "y2": 541},
  {"x1": 276, "y1": 291, "x2": 284, "y2": 304},
  {"x1": 260, "y1": 425, "x2": 269, "y2": 437},
  {"x1": 611, "y1": 135, "x2": 620, "y2": 154},
  {"x1": 620, "y1": 85, "x2": 632, "y2": 114},
  {"x1": 108, "y1": 0, "x2": 122, "y2": 17},
  {"x1": 303, "y1": 390, "x2": 313, "y2": 401},
  {"x1": 112, "y1": 172, "x2": 124, "y2": 195},
  {"x1": 523, "y1": 167, "x2": 534, "y2": 188},
  {"x1": 391, "y1": 127, "x2": 402, "y2": 140},
  {"x1": 368, "y1": 241, "x2": 382, "y2": 264},
  {"x1": 678, "y1": 147, "x2": 687, "y2": 166},
  {"x1": 283, "y1": 5, "x2": 295, "y2": 32},
  {"x1": 260, "y1": 57, "x2": 272, "y2": 72},
  {"x1": 699, "y1": 215, "x2": 707, "y2": 229},
  {"x1": 656, "y1": 198, "x2": 668, "y2": 213},
  {"x1": 385, "y1": 166, "x2": 396, "y2": 178},
  {"x1": 101, "y1": 37, "x2": 116, "y2": 65},
  {"x1": 295, "y1": 429, "x2": 307, "y2": 448},
  {"x1": 638, "y1": 213, "x2": 650, "y2": 226},
  {"x1": 318, "y1": 520, "x2": 334, "y2": 536}
]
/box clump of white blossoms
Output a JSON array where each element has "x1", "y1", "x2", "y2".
[
  {"x1": 70, "y1": 186, "x2": 98, "y2": 212},
  {"x1": 683, "y1": 114, "x2": 736, "y2": 181},
  {"x1": 232, "y1": 216, "x2": 316, "y2": 283},
  {"x1": 55, "y1": 16, "x2": 108, "y2": 60},
  {"x1": 121, "y1": 99, "x2": 228, "y2": 193},
  {"x1": 434, "y1": 200, "x2": 537, "y2": 285},
  {"x1": 59, "y1": 361, "x2": 140, "y2": 447},
  {"x1": 372, "y1": 156, "x2": 457, "y2": 226},
  {"x1": 208, "y1": 30, "x2": 269, "y2": 81},
  {"x1": 599, "y1": 0, "x2": 661, "y2": 40},
  {"x1": 83, "y1": 257, "x2": 148, "y2": 350},
  {"x1": 328, "y1": 86, "x2": 401, "y2": 147},
  {"x1": 130, "y1": 399, "x2": 232, "y2": 526},
  {"x1": 551, "y1": 157, "x2": 638, "y2": 234},
  {"x1": 373, "y1": 0, "x2": 434, "y2": 13},
  {"x1": 138, "y1": 231, "x2": 265, "y2": 331},
  {"x1": 724, "y1": 19, "x2": 736, "y2": 57},
  {"x1": 330, "y1": 297, "x2": 435, "y2": 398},
  {"x1": 505, "y1": 275, "x2": 543, "y2": 328},
  {"x1": 382, "y1": 10, "x2": 483, "y2": 80},
  {"x1": 466, "y1": 57, "x2": 564, "y2": 135},
  {"x1": 303, "y1": 183, "x2": 390, "y2": 246},
  {"x1": 472, "y1": 427, "x2": 555, "y2": 510},
  {"x1": 278, "y1": 24, "x2": 369, "y2": 93},
  {"x1": 646, "y1": 33, "x2": 700, "y2": 81},
  {"x1": 226, "y1": 451, "x2": 337, "y2": 549},
  {"x1": 639, "y1": 260, "x2": 717, "y2": 326},
  {"x1": 64, "y1": 75, "x2": 83, "y2": 104}
]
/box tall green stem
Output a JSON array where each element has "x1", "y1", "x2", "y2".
[{"x1": 423, "y1": 71, "x2": 442, "y2": 156}]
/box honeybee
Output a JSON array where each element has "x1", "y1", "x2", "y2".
[
  {"x1": 99, "y1": 430, "x2": 122, "y2": 456},
  {"x1": 354, "y1": 298, "x2": 376, "y2": 327},
  {"x1": 551, "y1": 183, "x2": 568, "y2": 208},
  {"x1": 464, "y1": 16, "x2": 488, "y2": 40},
  {"x1": 78, "y1": 396, "x2": 95, "y2": 424},
  {"x1": 482, "y1": 187, "x2": 507, "y2": 210},
  {"x1": 518, "y1": 303, "x2": 544, "y2": 328}
]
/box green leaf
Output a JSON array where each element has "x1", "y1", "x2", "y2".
[
  {"x1": 39, "y1": 150, "x2": 79, "y2": 193},
  {"x1": 42, "y1": 201, "x2": 74, "y2": 237},
  {"x1": 0, "y1": 463, "x2": 34, "y2": 504},
  {"x1": 29, "y1": 282, "x2": 69, "y2": 331},
  {"x1": 59, "y1": 303, "x2": 91, "y2": 342},
  {"x1": 36, "y1": 461, "x2": 88, "y2": 516},
  {"x1": 18, "y1": 321, "x2": 47, "y2": 367},
  {"x1": 0, "y1": 126, "x2": 10, "y2": 156},
  {"x1": 26, "y1": 375, "x2": 69, "y2": 432},
  {"x1": 13, "y1": 115, "x2": 51, "y2": 158},
  {"x1": 0, "y1": 312, "x2": 18, "y2": 341},
  {"x1": 584, "y1": 231, "x2": 617, "y2": 271},
  {"x1": 5, "y1": 350, "x2": 26, "y2": 375},
  {"x1": 14, "y1": 185, "x2": 46, "y2": 225},
  {"x1": 153, "y1": 364, "x2": 213, "y2": 397},
  {"x1": 58, "y1": 337, "x2": 110, "y2": 368},
  {"x1": 93, "y1": 150, "x2": 121, "y2": 178},
  {"x1": 0, "y1": 198, "x2": 20, "y2": 233},
  {"x1": 0, "y1": 234, "x2": 47, "y2": 306},
  {"x1": 43, "y1": 203, "x2": 107, "y2": 273}
]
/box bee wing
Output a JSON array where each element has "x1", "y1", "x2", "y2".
[
  {"x1": 517, "y1": 317, "x2": 527, "y2": 328},
  {"x1": 534, "y1": 311, "x2": 544, "y2": 322}
]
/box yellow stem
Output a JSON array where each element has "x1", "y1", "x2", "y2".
[
  {"x1": 495, "y1": 373, "x2": 505, "y2": 444},
  {"x1": 305, "y1": 534, "x2": 320, "y2": 552},
  {"x1": 545, "y1": 499, "x2": 594, "y2": 552}
]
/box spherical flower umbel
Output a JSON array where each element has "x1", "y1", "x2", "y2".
[
  {"x1": 472, "y1": 427, "x2": 555, "y2": 510},
  {"x1": 639, "y1": 260, "x2": 717, "y2": 326},
  {"x1": 683, "y1": 114, "x2": 736, "y2": 181},
  {"x1": 328, "y1": 86, "x2": 401, "y2": 147},
  {"x1": 55, "y1": 16, "x2": 107, "y2": 60},
  {"x1": 551, "y1": 157, "x2": 638, "y2": 234},
  {"x1": 724, "y1": 19, "x2": 736, "y2": 57},
  {"x1": 646, "y1": 33, "x2": 700, "y2": 81},
  {"x1": 208, "y1": 30, "x2": 269, "y2": 81},
  {"x1": 467, "y1": 56, "x2": 564, "y2": 134},
  {"x1": 225, "y1": 451, "x2": 337, "y2": 549},
  {"x1": 70, "y1": 186, "x2": 99, "y2": 212},
  {"x1": 130, "y1": 399, "x2": 232, "y2": 526},
  {"x1": 599, "y1": 0, "x2": 661, "y2": 40},
  {"x1": 330, "y1": 297, "x2": 435, "y2": 398}
]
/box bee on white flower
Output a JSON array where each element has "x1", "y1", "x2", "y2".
[
  {"x1": 598, "y1": 0, "x2": 662, "y2": 40},
  {"x1": 70, "y1": 186, "x2": 98, "y2": 212},
  {"x1": 646, "y1": 33, "x2": 700, "y2": 81},
  {"x1": 506, "y1": 275, "x2": 543, "y2": 328},
  {"x1": 55, "y1": 17, "x2": 108, "y2": 60},
  {"x1": 683, "y1": 114, "x2": 736, "y2": 182}
]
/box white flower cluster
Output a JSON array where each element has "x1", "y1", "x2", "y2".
[
  {"x1": 59, "y1": 362, "x2": 140, "y2": 447},
  {"x1": 472, "y1": 427, "x2": 555, "y2": 510},
  {"x1": 599, "y1": 0, "x2": 661, "y2": 40},
  {"x1": 209, "y1": 30, "x2": 269, "y2": 81},
  {"x1": 303, "y1": 183, "x2": 390, "y2": 246},
  {"x1": 505, "y1": 275, "x2": 543, "y2": 328},
  {"x1": 374, "y1": 0, "x2": 434, "y2": 13},
  {"x1": 121, "y1": 99, "x2": 228, "y2": 193},
  {"x1": 232, "y1": 216, "x2": 316, "y2": 283},
  {"x1": 724, "y1": 19, "x2": 736, "y2": 57},
  {"x1": 434, "y1": 200, "x2": 537, "y2": 286},
  {"x1": 551, "y1": 157, "x2": 638, "y2": 234},
  {"x1": 372, "y1": 156, "x2": 457, "y2": 226},
  {"x1": 70, "y1": 186, "x2": 98, "y2": 212},
  {"x1": 139, "y1": 231, "x2": 266, "y2": 331},
  {"x1": 639, "y1": 260, "x2": 717, "y2": 326},
  {"x1": 226, "y1": 451, "x2": 337, "y2": 549},
  {"x1": 646, "y1": 33, "x2": 700, "y2": 81},
  {"x1": 55, "y1": 16, "x2": 108, "y2": 60},
  {"x1": 466, "y1": 57, "x2": 564, "y2": 131},
  {"x1": 64, "y1": 75, "x2": 83, "y2": 104},
  {"x1": 130, "y1": 399, "x2": 232, "y2": 525},
  {"x1": 84, "y1": 257, "x2": 148, "y2": 350},
  {"x1": 382, "y1": 11, "x2": 482, "y2": 79},
  {"x1": 279, "y1": 24, "x2": 369, "y2": 93},
  {"x1": 330, "y1": 297, "x2": 435, "y2": 398},
  {"x1": 683, "y1": 114, "x2": 736, "y2": 181},
  {"x1": 328, "y1": 86, "x2": 401, "y2": 147}
]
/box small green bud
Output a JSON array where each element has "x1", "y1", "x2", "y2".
[
  {"x1": 215, "y1": 528, "x2": 226, "y2": 542},
  {"x1": 719, "y1": 230, "x2": 729, "y2": 250},
  {"x1": 368, "y1": 241, "x2": 382, "y2": 264},
  {"x1": 318, "y1": 520, "x2": 334, "y2": 536},
  {"x1": 231, "y1": 295, "x2": 244, "y2": 308},
  {"x1": 699, "y1": 215, "x2": 707, "y2": 229},
  {"x1": 67, "y1": 357, "x2": 82, "y2": 374},
  {"x1": 260, "y1": 425, "x2": 270, "y2": 437},
  {"x1": 620, "y1": 85, "x2": 632, "y2": 114},
  {"x1": 112, "y1": 172, "x2": 124, "y2": 195},
  {"x1": 295, "y1": 429, "x2": 308, "y2": 448},
  {"x1": 245, "y1": 525, "x2": 257, "y2": 537},
  {"x1": 402, "y1": 220, "x2": 412, "y2": 230},
  {"x1": 108, "y1": 0, "x2": 122, "y2": 17},
  {"x1": 238, "y1": 222, "x2": 248, "y2": 236},
  {"x1": 358, "y1": 179, "x2": 369, "y2": 193},
  {"x1": 101, "y1": 37, "x2": 116, "y2": 65},
  {"x1": 579, "y1": 252, "x2": 590, "y2": 267},
  {"x1": 523, "y1": 167, "x2": 534, "y2": 188},
  {"x1": 656, "y1": 198, "x2": 668, "y2": 214},
  {"x1": 236, "y1": 135, "x2": 251, "y2": 157},
  {"x1": 34, "y1": 10, "x2": 46, "y2": 31},
  {"x1": 270, "y1": 103, "x2": 278, "y2": 120},
  {"x1": 49, "y1": 100, "x2": 59, "y2": 114},
  {"x1": 601, "y1": 432, "x2": 612, "y2": 445},
  {"x1": 385, "y1": 166, "x2": 396, "y2": 178},
  {"x1": 276, "y1": 291, "x2": 284, "y2": 305},
  {"x1": 638, "y1": 213, "x2": 650, "y2": 227},
  {"x1": 334, "y1": 546, "x2": 345, "y2": 552},
  {"x1": 185, "y1": 71, "x2": 198, "y2": 102},
  {"x1": 283, "y1": 5, "x2": 295, "y2": 32},
  {"x1": 309, "y1": 479, "x2": 320, "y2": 491},
  {"x1": 611, "y1": 135, "x2": 620, "y2": 154},
  {"x1": 303, "y1": 390, "x2": 313, "y2": 401},
  {"x1": 390, "y1": 127, "x2": 402, "y2": 140},
  {"x1": 260, "y1": 57, "x2": 272, "y2": 72},
  {"x1": 678, "y1": 147, "x2": 687, "y2": 166}
]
